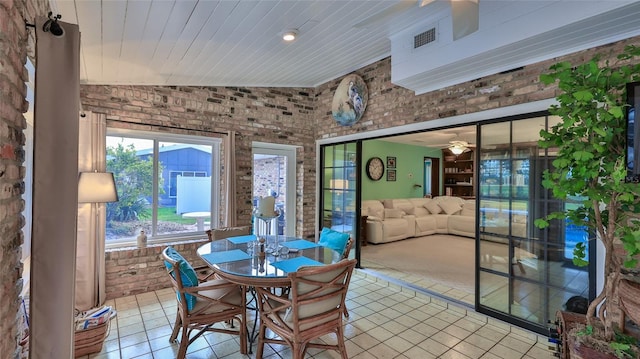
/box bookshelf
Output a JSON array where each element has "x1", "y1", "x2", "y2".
[{"x1": 442, "y1": 148, "x2": 475, "y2": 199}]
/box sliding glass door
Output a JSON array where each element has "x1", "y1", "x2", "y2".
[
  {"x1": 320, "y1": 142, "x2": 358, "y2": 260},
  {"x1": 476, "y1": 115, "x2": 594, "y2": 333}
]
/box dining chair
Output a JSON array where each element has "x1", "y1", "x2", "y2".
[
  {"x1": 254, "y1": 258, "x2": 357, "y2": 359},
  {"x1": 206, "y1": 225, "x2": 251, "y2": 241},
  {"x1": 340, "y1": 237, "x2": 353, "y2": 318},
  {"x1": 161, "y1": 247, "x2": 248, "y2": 358}
]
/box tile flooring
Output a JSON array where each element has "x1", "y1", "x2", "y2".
[{"x1": 81, "y1": 269, "x2": 558, "y2": 359}]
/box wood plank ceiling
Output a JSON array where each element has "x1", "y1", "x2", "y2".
[{"x1": 50, "y1": 0, "x2": 640, "y2": 90}]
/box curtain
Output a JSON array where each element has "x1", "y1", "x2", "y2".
[
  {"x1": 224, "y1": 131, "x2": 237, "y2": 226},
  {"x1": 76, "y1": 112, "x2": 107, "y2": 310},
  {"x1": 31, "y1": 18, "x2": 80, "y2": 359}
]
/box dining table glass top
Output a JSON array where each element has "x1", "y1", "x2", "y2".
[{"x1": 197, "y1": 235, "x2": 342, "y2": 282}]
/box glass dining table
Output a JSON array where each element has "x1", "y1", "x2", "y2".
[
  {"x1": 196, "y1": 235, "x2": 343, "y2": 287},
  {"x1": 197, "y1": 235, "x2": 344, "y2": 352}
]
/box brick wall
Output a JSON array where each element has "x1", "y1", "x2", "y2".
[
  {"x1": 81, "y1": 85, "x2": 315, "y2": 235},
  {"x1": 312, "y1": 40, "x2": 640, "y2": 139},
  {"x1": 1, "y1": 0, "x2": 49, "y2": 356},
  {"x1": 81, "y1": 86, "x2": 317, "y2": 300},
  {"x1": 104, "y1": 240, "x2": 210, "y2": 299},
  {"x1": 253, "y1": 156, "x2": 287, "y2": 205}
]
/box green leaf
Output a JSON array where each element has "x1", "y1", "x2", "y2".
[{"x1": 573, "y1": 90, "x2": 594, "y2": 101}]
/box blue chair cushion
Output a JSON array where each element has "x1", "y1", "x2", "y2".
[
  {"x1": 318, "y1": 227, "x2": 350, "y2": 255},
  {"x1": 164, "y1": 247, "x2": 198, "y2": 310}
]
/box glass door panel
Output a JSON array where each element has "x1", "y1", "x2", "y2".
[
  {"x1": 320, "y1": 143, "x2": 357, "y2": 258},
  {"x1": 252, "y1": 144, "x2": 296, "y2": 237},
  {"x1": 477, "y1": 116, "x2": 593, "y2": 333}
]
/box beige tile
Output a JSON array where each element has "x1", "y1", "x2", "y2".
[
  {"x1": 498, "y1": 334, "x2": 535, "y2": 354},
  {"x1": 440, "y1": 349, "x2": 473, "y2": 359},
  {"x1": 488, "y1": 343, "x2": 527, "y2": 358},
  {"x1": 382, "y1": 335, "x2": 413, "y2": 354},
  {"x1": 350, "y1": 333, "x2": 379, "y2": 351},
  {"x1": 397, "y1": 328, "x2": 428, "y2": 345},
  {"x1": 119, "y1": 341, "x2": 151, "y2": 358},
  {"x1": 431, "y1": 330, "x2": 463, "y2": 348},
  {"x1": 443, "y1": 324, "x2": 473, "y2": 340},
  {"x1": 452, "y1": 340, "x2": 488, "y2": 358},
  {"x1": 365, "y1": 342, "x2": 400, "y2": 359},
  {"x1": 403, "y1": 345, "x2": 437, "y2": 358},
  {"x1": 367, "y1": 326, "x2": 395, "y2": 342},
  {"x1": 417, "y1": 337, "x2": 450, "y2": 357},
  {"x1": 379, "y1": 319, "x2": 409, "y2": 334},
  {"x1": 463, "y1": 333, "x2": 500, "y2": 351},
  {"x1": 118, "y1": 331, "x2": 148, "y2": 349},
  {"x1": 106, "y1": 270, "x2": 544, "y2": 359}
]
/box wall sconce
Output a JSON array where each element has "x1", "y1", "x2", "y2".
[{"x1": 42, "y1": 12, "x2": 64, "y2": 37}]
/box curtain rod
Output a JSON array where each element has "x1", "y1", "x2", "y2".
[{"x1": 105, "y1": 118, "x2": 230, "y2": 136}]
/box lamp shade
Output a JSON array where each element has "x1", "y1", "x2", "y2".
[{"x1": 78, "y1": 172, "x2": 118, "y2": 203}]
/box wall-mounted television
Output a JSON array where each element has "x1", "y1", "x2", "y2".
[{"x1": 627, "y1": 82, "x2": 640, "y2": 182}]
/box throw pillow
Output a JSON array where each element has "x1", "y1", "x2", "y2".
[
  {"x1": 164, "y1": 247, "x2": 199, "y2": 311},
  {"x1": 384, "y1": 208, "x2": 404, "y2": 218},
  {"x1": 367, "y1": 206, "x2": 384, "y2": 219},
  {"x1": 439, "y1": 200, "x2": 462, "y2": 215},
  {"x1": 318, "y1": 227, "x2": 350, "y2": 255},
  {"x1": 425, "y1": 201, "x2": 442, "y2": 214}
]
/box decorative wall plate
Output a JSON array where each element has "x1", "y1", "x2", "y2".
[{"x1": 331, "y1": 74, "x2": 368, "y2": 126}]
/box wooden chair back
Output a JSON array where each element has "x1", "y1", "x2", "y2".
[
  {"x1": 342, "y1": 237, "x2": 353, "y2": 260},
  {"x1": 255, "y1": 258, "x2": 357, "y2": 359},
  {"x1": 206, "y1": 225, "x2": 251, "y2": 241},
  {"x1": 161, "y1": 247, "x2": 247, "y2": 358}
]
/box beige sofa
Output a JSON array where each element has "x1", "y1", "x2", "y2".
[
  {"x1": 362, "y1": 196, "x2": 529, "y2": 244},
  {"x1": 362, "y1": 196, "x2": 475, "y2": 244}
]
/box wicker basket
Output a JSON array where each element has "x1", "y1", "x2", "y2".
[{"x1": 74, "y1": 320, "x2": 110, "y2": 357}]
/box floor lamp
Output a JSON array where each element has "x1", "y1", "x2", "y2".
[{"x1": 77, "y1": 171, "x2": 118, "y2": 308}]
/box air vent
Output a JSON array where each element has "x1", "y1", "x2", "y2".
[{"x1": 414, "y1": 28, "x2": 436, "y2": 48}]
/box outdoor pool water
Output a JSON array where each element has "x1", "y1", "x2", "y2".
[{"x1": 565, "y1": 222, "x2": 588, "y2": 260}]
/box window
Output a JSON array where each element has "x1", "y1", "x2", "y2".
[{"x1": 106, "y1": 129, "x2": 221, "y2": 246}]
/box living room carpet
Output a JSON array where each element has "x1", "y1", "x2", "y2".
[{"x1": 361, "y1": 234, "x2": 476, "y2": 294}]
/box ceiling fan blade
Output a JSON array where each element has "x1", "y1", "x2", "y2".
[
  {"x1": 419, "y1": 0, "x2": 436, "y2": 7},
  {"x1": 354, "y1": 0, "x2": 417, "y2": 29},
  {"x1": 452, "y1": 0, "x2": 479, "y2": 40}
]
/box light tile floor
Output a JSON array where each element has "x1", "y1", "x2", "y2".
[{"x1": 82, "y1": 270, "x2": 558, "y2": 359}]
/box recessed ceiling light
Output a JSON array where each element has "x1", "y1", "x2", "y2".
[{"x1": 282, "y1": 29, "x2": 298, "y2": 42}]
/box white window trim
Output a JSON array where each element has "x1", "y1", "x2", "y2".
[
  {"x1": 252, "y1": 142, "x2": 298, "y2": 237},
  {"x1": 106, "y1": 128, "x2": 222, "y2": 248}
]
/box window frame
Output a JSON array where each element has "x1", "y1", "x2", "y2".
[{"x1": 105, "y1": 128, "x2": 222, "y2": 248}]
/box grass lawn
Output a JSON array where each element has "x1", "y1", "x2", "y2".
[{"x1": 158, "y1": 206, "x2": 195, "y2": 225}]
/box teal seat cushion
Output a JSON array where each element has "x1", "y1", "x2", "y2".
[
  {"x1": 164, "y1": 247, "x2": 198, "y2": 310},
  {"x1": 318, "y1": 227, "x2": 350, "y2": 255}
]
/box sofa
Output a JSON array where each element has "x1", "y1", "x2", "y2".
[
  {"x1": 361, "y1": 196, "x2": 474, "y2": 244},
  {"x1": 361, "y1": 196, "x2": 526, "y2": 244}
]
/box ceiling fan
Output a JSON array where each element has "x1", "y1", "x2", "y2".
[
  {"x1": 447, "y1": 140, "x2": 474, "y2": 155},
  {"x1": 354, "y1": 0, "x2": 479, "y2": 40}
]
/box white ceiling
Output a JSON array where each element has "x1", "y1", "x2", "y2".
[{"x1": 49, "y1": 0, "x2": 640, "y2": 89}]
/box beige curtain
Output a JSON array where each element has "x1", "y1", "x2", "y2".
[
  {"x1": 224, "y1": 131, "x2": 237, "y2": 226},
  {"x1": 76, "y1": 112, "x2": 107, "y2": 310},
  {"x1": 31, "y1": 18, "x2": 80, "y2": 359}
]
